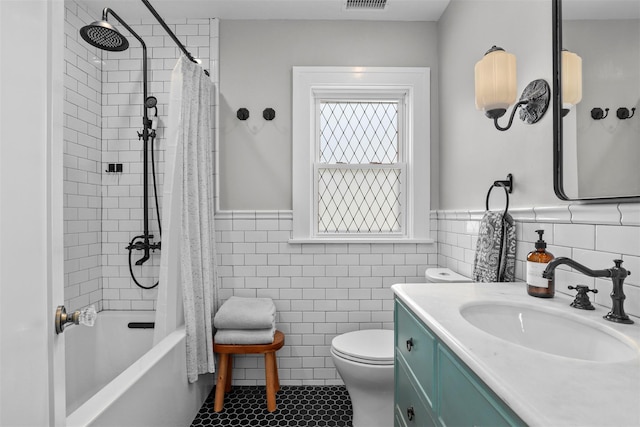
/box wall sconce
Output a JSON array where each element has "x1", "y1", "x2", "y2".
[
  {"x1": 475, "y1": 46, "x2": 550, "y2": 131},
  {"x1": 561, "y1": 49, "x2": 582, "y2": 117},
  {"x1": 616, "y1": 107, "x2": 636, "y2": 120}
]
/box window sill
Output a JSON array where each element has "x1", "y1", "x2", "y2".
[{"x1": 288, "y1": 238, "x2": 435, "y2": 245}]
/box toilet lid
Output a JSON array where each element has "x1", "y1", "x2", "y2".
[
  {"x1": 425, "y1": 268, "x2": 472, "y2": 283},
  {"x1": 331, "y1": 329, "x2": 394, "y2": 365}
]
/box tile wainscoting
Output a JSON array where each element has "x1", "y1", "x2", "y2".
[
  {"x1": 214, "y1": 210, "x2": 438, "y2": 385},
  {"x1": 434, "y1": 203, "x2": 640, "y2": 319},
  {"x1": 215, "y1": 204, "x2": 638, "y2": 385}
]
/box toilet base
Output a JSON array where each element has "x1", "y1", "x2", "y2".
[
  {"x1": 331, "y1": 349, "x2": 394, "y2": 427},
  {"x1": 350, "y1": 385, "x2": 394, "y2": 427}
]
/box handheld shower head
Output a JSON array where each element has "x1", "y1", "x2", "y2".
[
  {"x1": 80, "y1": 20, "x2": 129, "y2": 52},
  {"x1": 145, "y1": 96, "x2": 158, "y2": 109},
  {"x1": 145, "y1": 97, "x2": 158, "y2": 130}
]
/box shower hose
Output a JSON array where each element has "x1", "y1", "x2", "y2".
[{"x1": 127, "y1": 127, "x2": 162, "y2": 290}]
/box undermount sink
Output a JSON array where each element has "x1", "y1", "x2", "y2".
[{"x1": 460, "y1": 302, "x2": 639, "y2": 363}]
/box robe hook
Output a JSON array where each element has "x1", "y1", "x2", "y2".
[{"x1": 616, "y1": 107, "x2": 636, "y2": 120}]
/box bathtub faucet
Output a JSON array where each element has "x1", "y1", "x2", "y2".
[{"x1": 542, "y1": 257, "x2": 633, "y2": 325}]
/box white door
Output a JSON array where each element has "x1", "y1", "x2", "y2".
[{"x1": 0, "y1": 1, "x2": 66, "y2": 426}]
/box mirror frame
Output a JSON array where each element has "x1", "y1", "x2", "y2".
[{"x1": 552, "y1": 0, "x2": 640, "y2": 202}]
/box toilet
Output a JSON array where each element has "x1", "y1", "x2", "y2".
[
  {"x1": 330, "y1": 329, "x2": 394, "y2": 427},
  {"x1": 331, "y1": 269, "x2": 470, "y2": 426},
  {"x1": 425, "y1": 267, "x2": 473, "y2": 283}
]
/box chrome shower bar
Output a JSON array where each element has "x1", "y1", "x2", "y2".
[{"x1": 141, "y1": 0, "x2": 210, "y2": 76}]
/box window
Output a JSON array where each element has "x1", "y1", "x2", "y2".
[
  {"x1": 292, "y1": 67, "x2": 430, "y2": 243},
  {"x1": 317, "y1": 100, "x2": 403, "y2": 234}
]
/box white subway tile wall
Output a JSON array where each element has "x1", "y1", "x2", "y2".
[
  {"x1": 64, "y1": 1, "x2": 103, "y2": 312},
  {"x1": 64, "y1": 0, "x2": 218, "y2": 311},
  {"x1": 436, "y1": 205, "x2": 640, "y2": 320},
  {"x1": 107, "y1": 17, "x2": 213, "y2": 309},
  {"x1": 215, "y1": 211, "x2": 437, "y2": 385}
]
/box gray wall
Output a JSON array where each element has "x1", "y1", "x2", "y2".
[
  {"x1": 438, "y1": 0, "x2": 557, "y2": 210},
  {"x1": 219, "y1": 20, "x2": 439, "y2": 210}
]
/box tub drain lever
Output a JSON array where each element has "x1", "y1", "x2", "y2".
[{"x1": 55, "y1": 305, "x2": 96, "y2": 334}]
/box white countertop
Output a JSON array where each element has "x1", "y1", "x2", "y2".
[{"x1": 391, "y1": 282, "x2": 640, "y2": 427}]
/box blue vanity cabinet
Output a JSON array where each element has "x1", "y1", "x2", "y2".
[
  {"x1": 394, "y1": 299, "x2": 526, "y2": 427},
  {"x1": 395, "y1": 299, "x2": 437, "y2": 404},
  {"x1": 395, "y1": 356, "x2": 438, "y2": 427}
]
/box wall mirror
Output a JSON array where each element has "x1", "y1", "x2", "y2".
[{"x1": 553, "y1": 0, "x2": 640, "y2": 201}]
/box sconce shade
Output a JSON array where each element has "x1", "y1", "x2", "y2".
[
  {"x1": 475, "y1": 46, "x2": 517, "y2": 118},
  {"x1": 562, "y1": 49, "x2": 582, "y2": 109}
]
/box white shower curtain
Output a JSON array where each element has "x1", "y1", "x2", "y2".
[{"x1": 166, "y1": 55, "x2": 218, "y2": 383}]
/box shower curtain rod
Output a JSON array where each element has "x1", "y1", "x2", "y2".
[{"x1": 141, "y1": 0, "x2": 210, "y2": 76}]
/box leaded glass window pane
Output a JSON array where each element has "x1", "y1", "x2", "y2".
[
  {"x1": 319, "y1": 101, "x2": 398, "y2": 164},
  {"x1": 316, "y1": 100, "x2": 404, "y2": 235},
  {"x1": 318, "y1": 167, "x2": 402, "y2": 233}
]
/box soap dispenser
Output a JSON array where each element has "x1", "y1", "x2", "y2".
[{"x1": 526, "y1": 229, "x2": 555, "y2": 298}]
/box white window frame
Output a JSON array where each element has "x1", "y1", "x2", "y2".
[{"x1": 292, "y1": 67, "x2": 431, "y2": 243}]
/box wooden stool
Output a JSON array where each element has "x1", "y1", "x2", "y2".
[{"x1": 213, "y1": 330, "x2": 285, "y2": 412}]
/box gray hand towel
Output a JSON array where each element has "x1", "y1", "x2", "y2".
[
  {"x1": 472, "y1": 211, "x2": 516, "y2": 282},
  {"x1": 213, "y1": 296, "x2": 276, "y2": 330},
  {"x1": 214, "y1": 327, "x2": 276, "y2": 345}
]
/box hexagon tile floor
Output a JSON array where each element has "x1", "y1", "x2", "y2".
[{"x1": 190, "y1": 385, "x2": 353, "y2": 426}]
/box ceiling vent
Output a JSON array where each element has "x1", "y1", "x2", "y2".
[{"x1": 344, "y1": 0, "x2": 387, "y2": 10}]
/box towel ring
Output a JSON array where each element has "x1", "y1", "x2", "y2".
[{"x1": 486, "y1": 183, "x2": 510, "y2": 216}]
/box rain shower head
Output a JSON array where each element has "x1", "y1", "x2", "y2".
[{"x1": 79, "y1": 20, "x2": 129, "y2": 52}]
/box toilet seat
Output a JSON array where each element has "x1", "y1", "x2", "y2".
[{"x1": 331, "y1": 329, "x2": 394, "y2": 366}]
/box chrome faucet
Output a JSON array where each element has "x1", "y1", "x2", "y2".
[{"x1": 542, "y1": 258, "x2": 633, "y2": 325}]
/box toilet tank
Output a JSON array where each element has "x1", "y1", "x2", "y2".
[{"x1": 425, "y1": 268, "x2": 472, "y2": 283}]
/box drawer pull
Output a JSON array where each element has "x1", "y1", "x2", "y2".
[
  {"x1": 407, "y1": 406, "x2": 415, "y2": 421},
  {"x1": 406, "y1": 338, "x2": 414, "y2": 351}
]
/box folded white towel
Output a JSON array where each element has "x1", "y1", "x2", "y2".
[
  {"x1": 214, "y1": 327, "x2": 276, "y2": 345},
  {"x1": 213, "y1": 296, "x2": 276, "y2": 330}
]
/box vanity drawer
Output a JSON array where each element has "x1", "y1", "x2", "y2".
[
  {"x1": 395, "y1": 357, "x2": 438, "y2": 427},
  {"x1": 395, "y1": 300, "x2": 436, "y2": 405}
]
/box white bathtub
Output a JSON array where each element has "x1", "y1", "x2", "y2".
[{"x1": 65, "y1": 311, "x2": 213, "y2": 427}]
